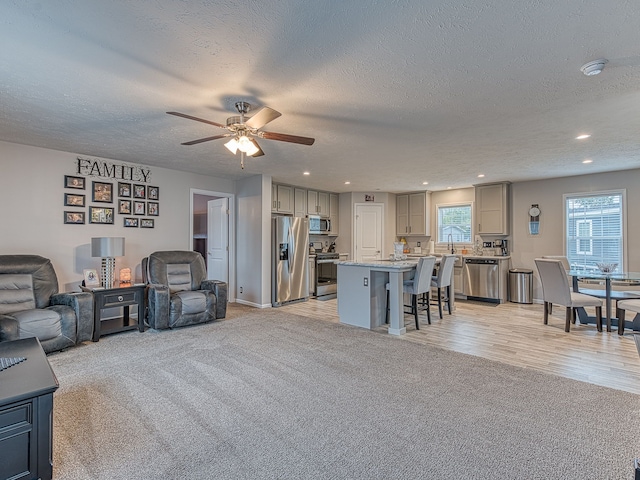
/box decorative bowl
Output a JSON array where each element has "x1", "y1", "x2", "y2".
[{"x1": 596, "y1": 262, "x2": 618, "y2": 274}]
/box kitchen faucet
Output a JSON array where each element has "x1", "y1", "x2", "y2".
[{"x1": 447, "y1": 233, "x2": 455, "y2": 254}]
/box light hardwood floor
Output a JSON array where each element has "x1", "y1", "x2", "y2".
[{"x1": 280, "y1": 297, "x2": 640, "y2": 395}]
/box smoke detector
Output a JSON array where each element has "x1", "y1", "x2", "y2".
[{"x1": 580, "y1": 59, "x2": 608, "y2": 76}]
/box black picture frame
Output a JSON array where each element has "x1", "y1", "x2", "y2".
[
  {"x1": 140, "y1": 218, "x2": 154, "y2": 228},
  {"x1": 124, "y1": 217, "x2": 139, "y2": 228},
  {"x1": 89, "y1": 206, "x2": 114, "y2": 224},
  {"x1": 118, "y1": 199, "x2": 132, "y2": 214},
  {"x1": 133, "y1": 184, "x2": 146, "y2": 199},
  {"x1": 92, "y1": 181, "x2": 113, "y2": 203},
  {"x1": 133, "y1": 201, "x2": 145, "y2": 215},
  {"x1": 147, "y1": 201, "x2": 159, "y2": 216},
  {"x1": 147, "y1": 186, "x2": 159, "y2": 200},
  {"x1": 64, "y1": 193, "x2": 85, "y2": 207},
  {"x1": 118, "y1": 182, "x2": 132, "y2": 197},
  {"x1": 64, "y1": 211, "x2": 85, "y2": 224},
  {"x1": 65, "y1": 175, "x2": 85, "y2": 190}
]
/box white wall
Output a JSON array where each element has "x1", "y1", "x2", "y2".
[{"x1": 0, "y1": 141, "x2": 235, "y2": 291}]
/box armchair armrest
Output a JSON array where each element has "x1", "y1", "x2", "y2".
[
  {"x1": 51, "y1": 292, "x2": 94, "y2": 343},
  {"x1": 0, "y1": 314, "x2": 19, "y2": 342},
  {"x1": 146, "y1": 284, "x2": 170, "y2": 330},
  {"x1": 201, "y1": 280, "x2": 227, "y2": 319}
]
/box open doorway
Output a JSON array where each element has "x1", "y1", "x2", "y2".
[{"x1": 191, "y1": 189, "x2": 235, "y2": 301}]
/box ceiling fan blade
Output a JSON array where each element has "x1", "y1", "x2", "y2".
[
  {"x1": 249, "y1": 138, "x2": 265, "y2": 157},
  {"x1": 181, "y1": 134, "x2": 230, "y2": 145},
  {"x1": 260, "y1": 131, "x2": 315, "y2": 146},
  {"x1": 167, "y1": 111, "x2": 226, "y2": 129},
  {"x1": 245, "y1": 106, "x2": 282, "y2": 129}
]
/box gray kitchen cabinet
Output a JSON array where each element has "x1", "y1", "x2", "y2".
[
  {"x1": 294, "y1": 187, "x2": 307, "y2": 217},
  {"x1": 396, "y1": 192, "x2": 430, "y2": 236},
  {"x1": 307, "y1": 189, "x2": 329, "y2": 217},
  {"x1": 475, "y1": 182, "x2": 510, "y2": 235},
  {"x1": 329, "y1": 193, "x2": 339, "y2": 235},
  {"x1": 272, "y1": 184, "x2": 293, "y2": 214}
]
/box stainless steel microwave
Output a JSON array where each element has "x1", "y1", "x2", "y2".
[{"x1": 308, "y1": 215, "x2": 331, "y2": 234}]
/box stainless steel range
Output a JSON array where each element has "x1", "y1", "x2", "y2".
[{"x1": 315, "y1": 252, "x2": 339, "y2": 298}]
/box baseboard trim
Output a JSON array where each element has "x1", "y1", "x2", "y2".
[{"x1": 235, "y1": 298, "x2": 272, "y2": 309}]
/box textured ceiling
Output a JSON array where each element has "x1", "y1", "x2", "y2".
[{"x1": 1, "y1": 1, "x2": 640, "y2": 193}]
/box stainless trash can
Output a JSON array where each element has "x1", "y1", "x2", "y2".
[{"x1": 508, "y1": 268, "x2": 533, "y2": 304}]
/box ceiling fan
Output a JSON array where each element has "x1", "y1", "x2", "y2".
[{"x1": 167, "y1": 102, "x2": 315, "y2": 169}]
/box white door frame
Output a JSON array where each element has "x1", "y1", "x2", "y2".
[
  {"x1": 190, "y1": 188, "x2": 235, "y2": 302},
  {"x1": 353, "y1": 202, "x2": 384, "y2": 262}
]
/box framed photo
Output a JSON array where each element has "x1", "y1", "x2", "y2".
[
  {"x1": 147, "y1": 201, "x2": 159, "y2": 216},
  {"x1": 134, "y1": 201, "x2": 145, "y2": 215},
  {"x1": 133, "y1": 184, "x2": 146, "y2": 199},
  {"x1": 124, "y1": 217, "x2": 139, "y2": 228},
  {"x1": 92, "y1": 181, "x2": 113, "y2": 203},
  {"x1": 83, "y1": 269, "x2": 100, "y2": 288},
  {"x1": 118, "y1": 182, "x2": 132, "y2": 197},
  {"x1": 118, "y1": 199, "x2": 132, "y2": 214},
  {"x1": 64, "y1": 211, "x2": 85, "y2": 224},
  {"x1": 147, "y1": 186, "x2": 159, "y2": 200},
  {"x1": 140, "y1": 218, "x2": 154, "y2": 229},
  {"x1": 65, "y1": 175, "x2": 85, "y2": 190},
  {"x1": 89, "y1": 206, "x2": 114, "y2": 224},
  {"x1": 64, "y1": 193, "x2": 85, "y2": 207}
]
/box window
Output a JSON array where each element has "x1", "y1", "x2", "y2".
[
  {"x1": 437, "y1": 204, "x2": 472, "y2": 243},
  {"x1": 565, "y1": 191, "x2": 624, "y2": 272}
]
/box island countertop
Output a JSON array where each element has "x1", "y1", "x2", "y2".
[{"x1": 336, "y1": 259, "x2": 419, "y2": 269}]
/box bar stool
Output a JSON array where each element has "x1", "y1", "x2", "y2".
[
  {"x1": 431, "y1": 254, "x2": 457, "y2": 319},
  {"x1": 385, "y1": 256, "x2": 436, "y2": 330}
]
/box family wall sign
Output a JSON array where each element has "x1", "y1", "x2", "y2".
[{"x1": 76, "y1": 157, "x2": 152, "y2": 183}]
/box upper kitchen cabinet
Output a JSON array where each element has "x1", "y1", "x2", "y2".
[
  {"x1": 307, "y1": 189, "x2": 330, "y2": 217},
  {"x1": 475, "y1": 182, "x2": 510, "y2": 235},
  {"x1": 294, "y1": 188, "x2": 307, "y2": 217},
  {"x1": 329, "y1": 193, "x2": 339, "y2": 235},
  {"x1": 272, "y1": 184, "x2": 293, "y2": 214},
  {"x1": 396, "y1": 191, "x2": 431, "y2": 236}
]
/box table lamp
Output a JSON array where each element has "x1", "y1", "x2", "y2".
[{"x1": 91, "y1": 237, "x2": 125, "y2": 288}]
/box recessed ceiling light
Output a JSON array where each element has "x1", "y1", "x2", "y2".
[
  {"x1": 477, "y1": 174, "x2": 485, "y2": 178},
  {"x1": 422, "y1": 181, "x2": 429, "y2": 185},
  {"x1": 580, "y1": 59, "x2": 608, "y2": 76},
  {"x1": 447, "y1": 187, "x2": 452, "y2": 190},
  {"x1": 576, "y1": 134, "x2": 591, "y2": 140},
  {"x1": 303, "y1": 171, "x2": 310, "y2": 175},
  {"x1": 344, "y1": 181, "x2": 350, "y2": 185},
  {"x1": 582, "y1": 159, "x2": 593, "y2": 164}
]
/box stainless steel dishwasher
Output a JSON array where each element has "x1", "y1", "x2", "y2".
[{"x1": 463, "y1": 257, "x2": 503, "y2": 303}]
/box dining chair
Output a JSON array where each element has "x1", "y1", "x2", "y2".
[
  {"x1": 431, "y1": 254, "x2": 457, "y2": 319},
  {"x1": 615, "y1": 299, "x2": 640, "y2": 334},
  {"x1": 385, "y1": 256, "x2": 436, "y2": 330},
  {"x1": 534, "y1": 258, "x2": 602, "y2": 332}
]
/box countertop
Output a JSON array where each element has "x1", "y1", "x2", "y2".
[{"x1": 337, "y1": 259, "x2": 419, "y2": 269}]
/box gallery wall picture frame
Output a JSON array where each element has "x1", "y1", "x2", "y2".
[
  {"x1": 140, "y1": 218, "x2": 154, "y2": 228},
  {"x1": 64, "y1": 211, "x2": 85, "y2": 224},
  {"x1": 118, "y1": 182, "x2": 132, "y2": 197},
  {"x1": 92, "y1": 181, "x2": 113, "y2": 203},
  {"x1": 133, "y1": 184, "x2": 146, "y2": 199},
  {"x1": 83, "y1": 268, "x2": 100, "y2": 288},
  {"x1": 134, "y1": 201, "x2": 146, "y2": 215},
  {"x1": 89, "y1": 206, "x2": 114, "y2": 224},
  {"x1": 118, "y1": 199, "x2": 132, "y2": 214},
  {"x1": 147, "y1": 186, "x2": 159, "y2": 200},
  {"x1": 65, "y1": 175, "x2": 85, "y2": 190},
  {"x1": 124, "y1": 217, "x2": 139, "y2": 228},
  {"x1": 147, "y1": 201, "x2": 159, "y2": 216},
  {"x1": 64, "y1": 193, "x2": 85, "y2": 207}
]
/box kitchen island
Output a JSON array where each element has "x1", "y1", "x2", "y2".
[{"x1": 337, "y1": 257, "x2": 452, "y2": 335}]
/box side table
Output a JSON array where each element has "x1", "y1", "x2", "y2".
[
  {"x1": 0, "y1": 338, "x2": 59, "y2": 480},
  {"x1": 83, "y1": 284, "x2": 146, "y2": 341}
]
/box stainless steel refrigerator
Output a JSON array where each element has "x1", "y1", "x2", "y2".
[{"x1": 272, "y1": 216, "x2": 309, "y2": 306}]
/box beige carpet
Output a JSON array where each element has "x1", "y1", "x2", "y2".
[{"x1": 47, "y1": 304, "x2": 640, "y2": 479}]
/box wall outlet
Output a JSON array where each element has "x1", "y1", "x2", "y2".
[
  {"x1": 239, "y1": 286, "x2": 243, "y2": 294},
  {"x1": 363, "y1": 277, "x2": 368, "y2": 287},
  {"x1": 417, "y1": 241, "x2": 421, "y2": 247}
]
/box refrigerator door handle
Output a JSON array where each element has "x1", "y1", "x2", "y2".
[{"x1": 288, "y1": 224, "x2": 295, "y2": 274}]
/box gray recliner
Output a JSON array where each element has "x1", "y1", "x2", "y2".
[
  {"x1": 144, "y1": 251, "x2": 227, "y2": 330},
  {"x1": 0, "y1": 255, "x2": 93, "y2": 353}
]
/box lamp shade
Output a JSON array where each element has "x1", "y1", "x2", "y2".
[{"x1": 91, "y1": 237, "x2": 125, "y2": 257}]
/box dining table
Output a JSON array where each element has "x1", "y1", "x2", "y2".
[{"x1": 568, "y1": 269, "x2": 640, "y2": 334}]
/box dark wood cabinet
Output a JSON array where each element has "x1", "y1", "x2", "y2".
[
  {"x1": 0, "y1": 338, "x2": 58, "y2": 480},
  {"x1": 87, "y1": 284, "x2": 146, "y2": 341}
]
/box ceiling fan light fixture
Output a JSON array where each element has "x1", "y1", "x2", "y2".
[
  {"x1": 224, "y1": 138, "x2": 239, "y2": 154},
  {"x1": 237, "y1": 135, "x2": 259, "y2": 156},
  {"x1": 580, "y1": 59, "x2": 608, "y2": 76}
]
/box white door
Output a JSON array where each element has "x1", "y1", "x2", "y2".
[
  {"x1": 207, "y1": 198, "x2": 229, "y2": 282},
  {"x1": 355, "y1": 204, "x2": 383, "y2": 262}
]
